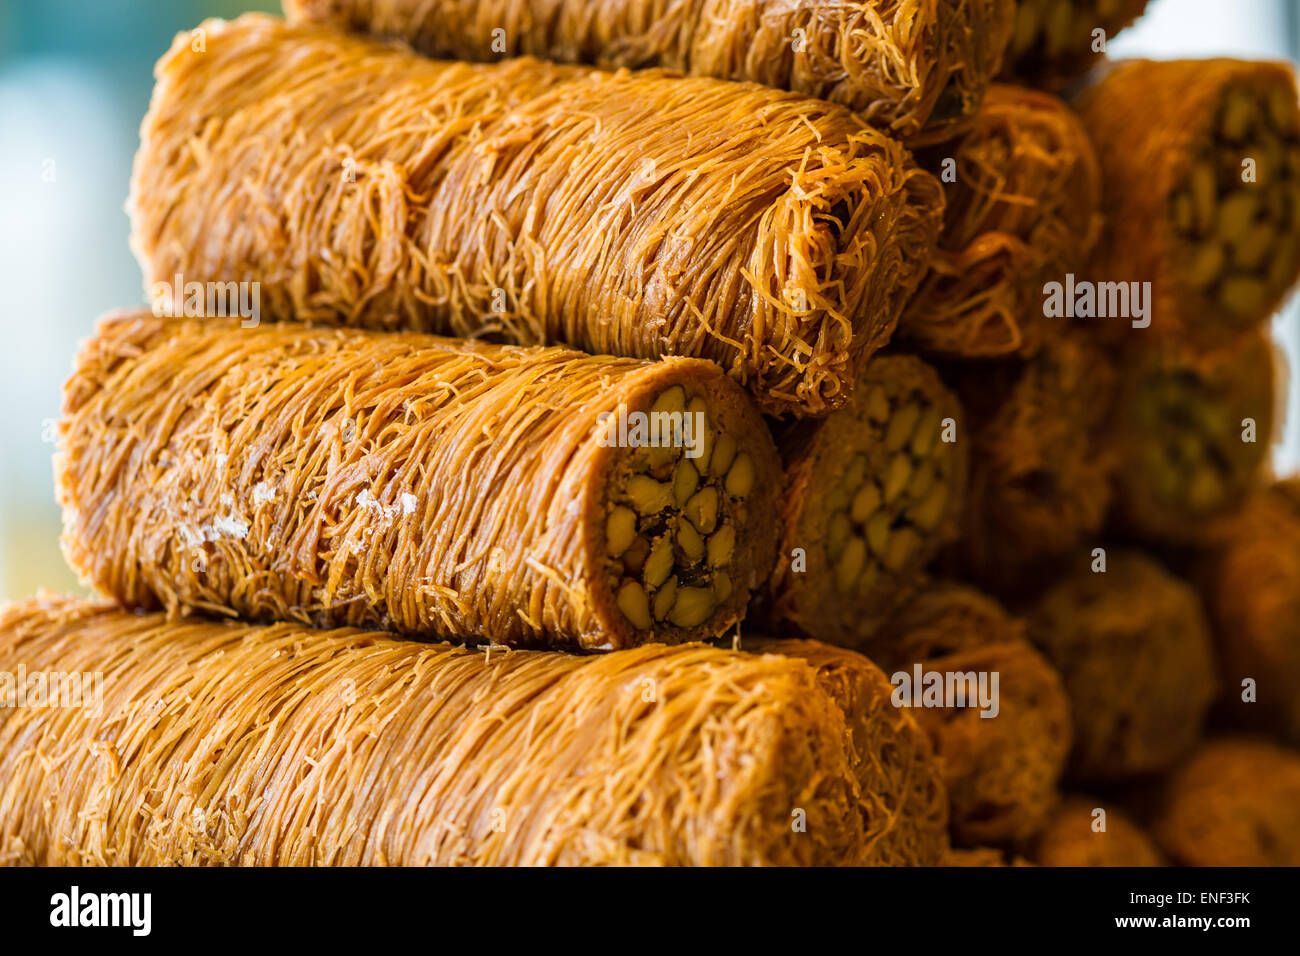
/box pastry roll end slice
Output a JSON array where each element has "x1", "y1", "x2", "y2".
[
  {"x1": 1107, "y1": 331, "x2": 1279, "y2": 544},
  {"x1": 763, "y1": 355, "x2": 968, "y2": 645},
  {"x1": 1031, "y1": 797, "x2": 1164, "y2": 867},
  {"x1": 1153, "y1": 738, "x2": 1300, "y2": 867},
  {"x1": 743, "y1": 637, "x2": 951, "y2": 866},
  {"x1": 1198, "y1": 480, "x2": 1300, "y2": 744},
  {"x1": 872, "y1": 583, "x2": 1071, "y2": 847},
  {"x1": 1079, "y1": 58, "x2": 1300, "y2": 348},
  {"x1": 944, "y1": 334, "x2": 1117, "y2": 597}
]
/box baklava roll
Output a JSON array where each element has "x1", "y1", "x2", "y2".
[
  {"x1": 1001, "y1": 0, "x2": 1149, "y2": 88},
  {"x1": 1106, "y1": 331, "x2": 1279, "y2": 544},
  {"x1": 1028, "y1": 551, "x2": 1217, "y2": 783},
  {"x1": 870, "y1": 583, "x2": 1071, "y2": 846},
  {"x1": 1030, "y1": 797, "x2": 1164, "y2": 867},
  {"x1": 742, "y1": 637, "x2": 950, "y2": 866},
  {"x1": 1077, "y1": 59, "x2": 1300, "y2": 350},
  {"x1": 130, "y1": 14, "x2": 944, "y2": 417},
  {"x1": 284, "y1": 0, "x2": 1016, "y2": 143},
  {"x1": 1153, "y1": 738, "x2": 1300, "y2": 867},
  {"x1": 943, "y1": 334, "x2": 1117, "y2": 596},
  {"x1": 1197, "y1": 479, "x2": 1300, "y2": 743},
  {"x1": 762, "y1": 355, "x2": 967, "y2": 645},
  {"x1": 903, "y1": 85, "x2": 1101, "y2": 358},
  {"x1": 57, "y1": 313, "x2": 781, "y2": 651},
  {"x1": 0, "y1": 595, "x2": 940, "y2": 867}
]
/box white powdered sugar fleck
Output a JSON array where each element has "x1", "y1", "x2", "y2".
[
  {"x1": 355, "y1": 486, "x2": 413, "y2": 523},
  {"x1": 212, "y1": 514, "x2": 250, "y2": 539}
]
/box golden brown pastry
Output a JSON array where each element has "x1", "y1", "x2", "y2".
[
  {"x1": 1197, "y1": 479, "x2": 1300, "y2": 743},
  {"x1": 0, "y1": 595, "x2": 950, "y2": 866},
  {"x1": 903, "y1": 84, "x2": 1101, "y2": 357},
  {"x1": 1028, "y1": 551, "x2": 1217, "y2": 782},
  {"x1": 1078, "y1": 58, "x2": 1300, "y2": 351},
  {"x1": 57, "y1": 312, "x2": 782, "y2": 650},
  {"x1": 1031, "y1": 797, "x2": 1164, "y2": 867},
  {"x1": 943, "y1": 334, "x2": 1117, "y2": 595},
  {"x1": 1002, "y1": 0, "x2": 1149, "y2": 88},
  {"x1": 1106, "y1": 332, "x2": 1279, "y2": 544},
  {"x1": 130, "y1": 14, "x2": 944, "y2": 416},
  {"x1": 763, "y1": 355, "x2": 967, "y2": 645},
  {"x1": 1153, "y1": 738, "x2": 1300, "y2": 867},
  {"x1": 744, "y1": 637, "x2": 950, "y2": 865},
  {"x1": 869, "y1": 583, "x2": 1071, "y2": 846},
  {"x1": 284, "y1": 0, "x2": 1016, "y2": 143}
]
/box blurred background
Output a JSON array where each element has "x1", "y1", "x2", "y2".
[
  {"x1": 0, "y1": 0, "x2": 1297, "y2": 600},
  {"x1": 0, "y1": 0, "x2": 273, "y2": 599}
]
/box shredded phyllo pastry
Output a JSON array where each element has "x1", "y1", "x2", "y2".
[
  {"x1": 129, "y1": 13, "x2": 944, "y2": 417},
  {"x1": 57, "y1": 312, "x2": 783, "y2": 650},
  {"x1": 6, "y1": 0, "x2": 1299, "y2": 873},
  {"x1": 741, "y1": 637, "x2": 950, "y2": 865},
  {"x1": 285, "y1": 0, "x2": 1015, "y2": 143},
  {"x1": 0, "y1": 595, "x2": 945, "y2": 866},
  {"x1": 903, "y1": 85, "x2": 1101, "y2": 357}
]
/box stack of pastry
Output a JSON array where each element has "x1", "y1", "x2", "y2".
[{"x1": 4, "y1": 0, "x2": 1300, "y2": 868}]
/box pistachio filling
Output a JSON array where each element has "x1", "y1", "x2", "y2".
[
  {"x1": 604, "y1": 386, "x2": 754, "y2": 631},
  {"x1": 824, "y1": 381, "x2": 955, "y2": 596},
  {"x1": 1169, "y1": 82, "x2": 1300, "y2": 317},
  {"x1": 1136, "y1": 371, "x2": 1242, "y2": 513}
]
